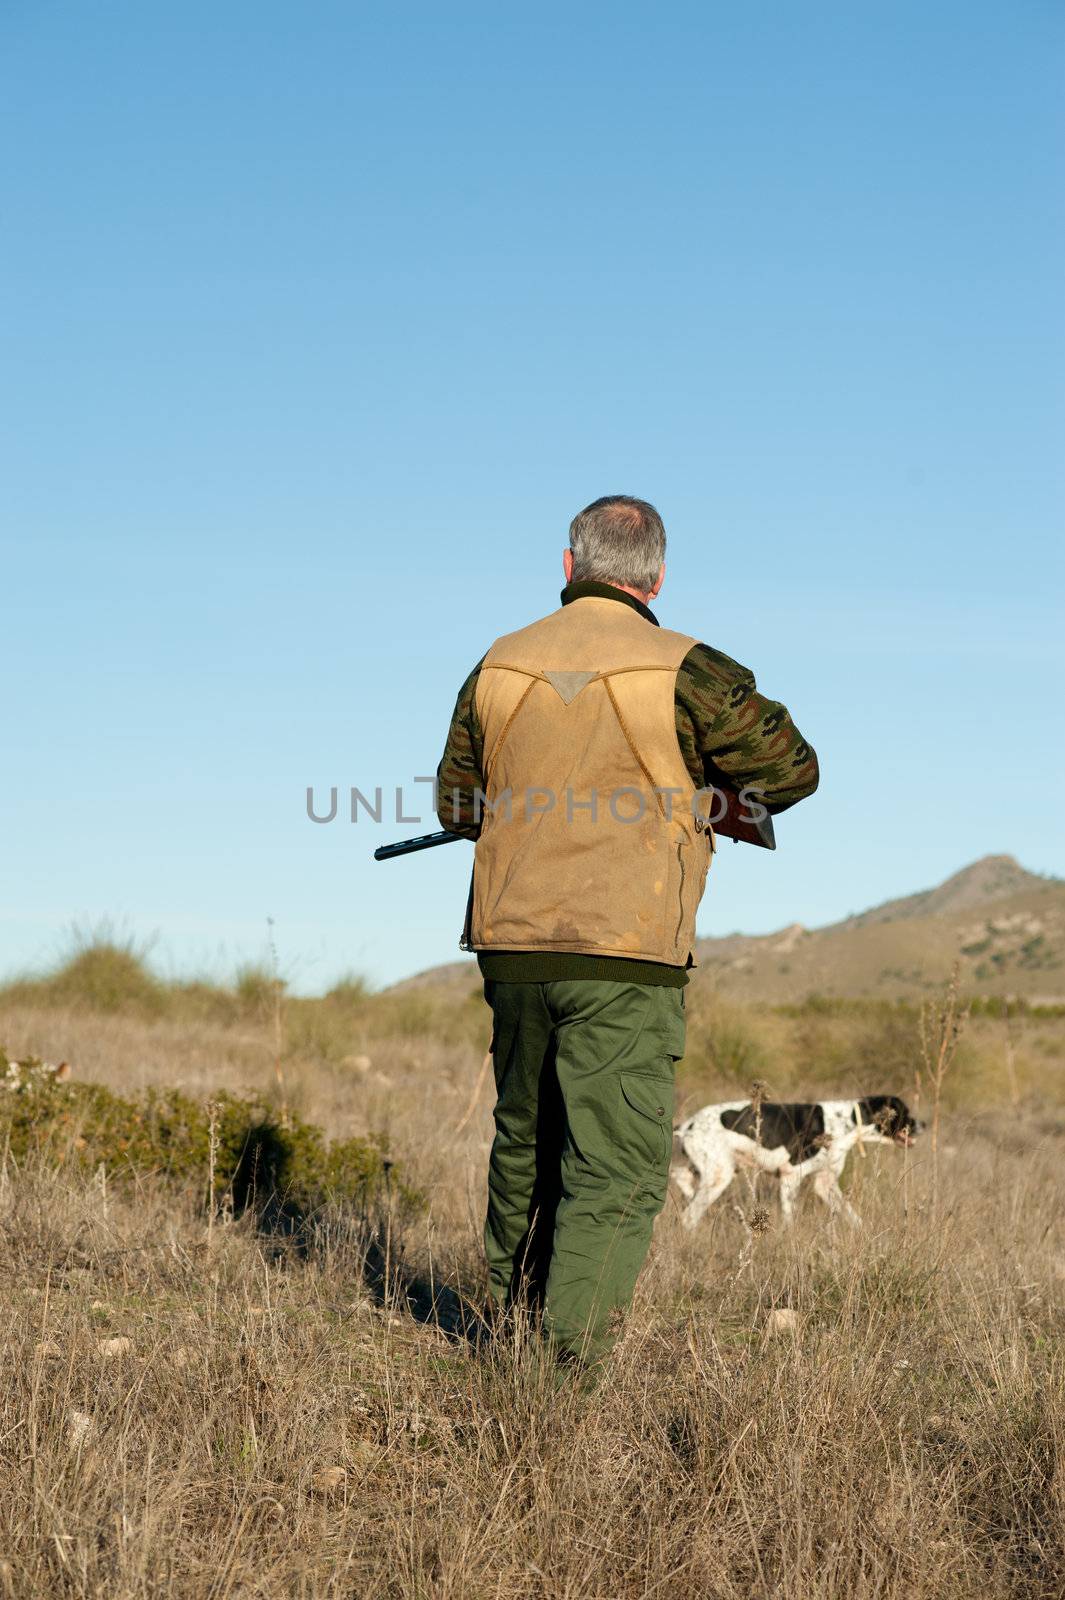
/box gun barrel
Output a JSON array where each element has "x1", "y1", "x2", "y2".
[{"x1": 373, "y1": 830, "x2": 466, "y2": 862}]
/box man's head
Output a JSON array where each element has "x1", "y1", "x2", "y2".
[{"x1": 564, "y1": 495, "x2": 666, "y2": 602}]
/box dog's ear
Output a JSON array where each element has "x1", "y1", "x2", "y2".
[{"x1": 54, "y1": 1061, "x2": 71, "y2": 1082}]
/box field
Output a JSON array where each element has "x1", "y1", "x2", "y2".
[{"x1": 2, "y1": 945, "x2": 1065, "y2": 1599}]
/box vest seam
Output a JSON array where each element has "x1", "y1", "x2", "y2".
[
  {"x1": 602, "y1": 674, "x2": 669, "y2": 820},
  {"x1": 484, "y1": 662, "x2": 680, "y2": 680},
  {"x1": 574, "y1": 663, "x2": 679, "y2": 678},
  {"x1": 482, "y1": 662, "x2": 548, "y2": 679},
  {"x1": 483, "y1": 676, "x2": 538, "y2": 785}
]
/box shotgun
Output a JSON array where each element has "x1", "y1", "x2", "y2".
[
  {"x1": 373, "y1": 830, "x2": 467, "y2": 861},
  {"x1": 374, "y1": 783, "x2": 775, "y2": 859}
]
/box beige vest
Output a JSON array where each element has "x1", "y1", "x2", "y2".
[{"x1": 469, "y1": 596, "x2": 715, "y2": 966}]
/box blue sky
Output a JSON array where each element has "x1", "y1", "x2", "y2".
[{"x1": 2, "y1": 1, "x2": 1062, "y2": 993}]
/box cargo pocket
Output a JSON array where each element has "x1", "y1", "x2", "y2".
[{"x1": 620, "y1": 1072, "x2": 674, "y2": 1171}]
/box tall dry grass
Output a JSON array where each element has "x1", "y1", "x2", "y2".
[{"x1": 2, "y1": 949, "x2": 1065, "y2": 1597}]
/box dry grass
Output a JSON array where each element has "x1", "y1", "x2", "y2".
[{"x1": 2, "y1": 965, "x2": 1065, "y2": 1598}]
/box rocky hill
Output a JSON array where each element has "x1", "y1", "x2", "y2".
[
  {"x1": 692, "y1": 855, "x2": 1064, "y2": 1003},
  {"x1": 393, "y1": 855, "x2": 1064, "y2": 1003}
]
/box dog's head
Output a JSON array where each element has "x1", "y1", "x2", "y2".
[{"x1": 856, "y1": 1095, "x2": 922, "y2": 1147}]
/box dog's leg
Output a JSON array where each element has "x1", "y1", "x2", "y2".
[
  {"x1": 681, "y1": 1161, "x2": 736, "y2": 1230},
  {"x1": 778, "y1": 1172, "x2": 801, "y2": 1225},
  {"x1": 675, "y1": 1126, "x2": 736, "y2": 1230},
  {"x1": 670, "y1": 1165, "x2": 696, "y2": 1202},
  {"x1": 812, "y1": 1168, "x2": 861, "y2": 1226}
]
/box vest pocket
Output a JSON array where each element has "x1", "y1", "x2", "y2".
[
  {"x1": 673, "y1": 841, "x2": 686, "y2": 948},
  {"x1": 671, "y1": 829, "x2": 712, "y2": 962}
]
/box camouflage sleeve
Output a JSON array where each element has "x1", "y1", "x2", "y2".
[
  {"x1": 435, "y1": 657, "x2": 486, "y2": 838},
  {"x1": 675, "y1": 643, "x2": 819, "y2": 814}
]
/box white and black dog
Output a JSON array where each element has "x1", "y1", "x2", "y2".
[{"x1": 672, "y1": 1095, "x2": 921, "y2": 1228}]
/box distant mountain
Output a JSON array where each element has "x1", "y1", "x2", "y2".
[
  {"x1": 835, "y1": 855, "x2": 1042, "y2": 931},
  {"x1": 387, "y1": 856, "x2": 1065, "y2": 1003},
  {"x1": 392, "y1": 959, "x2": 477, "y2": 993},
  {"x1": 692, "y1": 855, "x2": 1064, "y2": 1003}
]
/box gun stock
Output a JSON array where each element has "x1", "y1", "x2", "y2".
[{"x1": 714, "y1": 788, "x2": 776, "y2": 851}]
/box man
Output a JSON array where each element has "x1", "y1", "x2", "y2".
[{"x1": 436, "y1": 496, "x2": 818, "y2": 1367}]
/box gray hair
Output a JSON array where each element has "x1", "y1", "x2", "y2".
[{"x1": 568, "y1": 495, "x2": 666, "y2": 593}]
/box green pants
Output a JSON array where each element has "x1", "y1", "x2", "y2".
[{"x1": 483, "y1": 979, "x2": 685, "y2": 1363}]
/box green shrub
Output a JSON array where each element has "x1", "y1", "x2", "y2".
[
  {"x1": 282, "y1": 999, "x2": 359, "y2": 1067},
  {"x1": 234, "y1": 964, "x2": 282, "y2": 1019},
  {"x1": 0, "y1": 1049, "x2": 419, "y2": 1218},
  {"x1": 684, "y1": 995, "x2": 771, "y2": 1086},
  {"x1": 167, "y1": 979, "x2": 241, "y2": 1025},
  {"x1": 710, "y1": 1018, "x2": 768, "y2": 1082},
  {"x1": 324, "y1": 975, "x2": 371, "y2": 1008},
  {"x1": 2, "y1": 939, "x2": 168, "y2": 1016},
  {"x1": 847, "y1": 1006, "x2": 920, "y2": 1085},
  {"x1": 53, "y1": 944, "x2": 166, "y2": 1013},
  {"x1": 368, "y1": 988, "x2": 488, "y2": 1049}
]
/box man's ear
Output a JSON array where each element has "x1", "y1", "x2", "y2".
[
  {"x1": 563, "y1": 548, "x2": 574, "y2": 583},
  {"x1": 649, "y1": 561, "x2": 665, "y2": 599}
]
